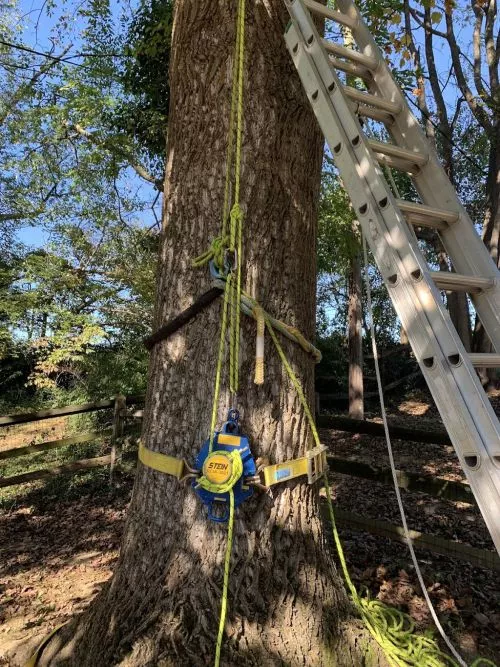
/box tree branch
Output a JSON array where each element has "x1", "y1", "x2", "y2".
[
  {"x1": 68, "y1": 123, "x2": 164, "y2": 191},
  {"x1": 403, "y1": 0, "x2": 435, "y2": 143},
  {"x1": 484, "y1": 0, "x2": 499, "y2": 102},
  {"x1": 471, "y1": 0, "x2": 490, "y2": 105},
  {"x1": 424, "y1": 7, "x2": 455, "y2": 179},
  {"x1": 0, "y1": 44, "x2": 72, "y2": 127},
  {"x1": 408, "y1": 7, "x2": 447, "y2": 38},
  {"x1": 444, "y1": 9, "x2": 493, "y2": 133}
]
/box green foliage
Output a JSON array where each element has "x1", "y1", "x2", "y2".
[
  {"x1": 318, "y1": 164, "x2": 359, "y2": 276},
  {"x1": 113, "y1": 0, "x2": 173, "y2": 170},
  {"x1": 0, "y1": 0, "x2": 165, "y2": 407}
]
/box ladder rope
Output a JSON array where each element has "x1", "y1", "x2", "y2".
[{"x1": 362, "y1": 235, "x2": 468, "y2": 667}]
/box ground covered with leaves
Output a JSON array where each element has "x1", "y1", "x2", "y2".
[{"x1": 0, "y1": 393, "x2": 499, "y2": 665}]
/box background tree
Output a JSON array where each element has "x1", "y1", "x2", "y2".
[
  {"x1": 0, "y1": 0, "x2": 172, "y2": 403},
  {"x1": 387, "y1": 0, "x2": 500, "y2": 385}
]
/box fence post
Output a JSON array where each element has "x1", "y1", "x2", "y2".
[{"x1": 110, "y1": 394, "x2": 126, "y2": 483}]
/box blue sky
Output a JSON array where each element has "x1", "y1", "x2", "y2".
[{"x1": 17, "y1": 226, "x2": 50, "y2": 247}]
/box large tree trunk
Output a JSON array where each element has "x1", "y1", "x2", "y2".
[
  {"x1": 347, "y1": 250, "x2": 364, "y2": 420},
  {"x1": 40, "y1": 2, "x2": 382, "y2": 665}
]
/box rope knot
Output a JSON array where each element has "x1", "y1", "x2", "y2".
[
  {"x1": 230, "y1": 202, "x2": 243, "y2": 225},
  {"x1": 192, "y1": 235, "x2": 231, "y2": 271}
]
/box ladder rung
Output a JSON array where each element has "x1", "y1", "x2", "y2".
[
  {"x1": 322, "y1": 39, "x2": 377, "y2": 70},
  {"x1": 372, "y1": 154, "x2": 421, "y2": 174},
  {"x1": 344, "y1": 86, "x2": 401, "y2": 114},
  {"x1": 329, "y1": 56, "x2": 372, "y2": 82},
  {"x1": 397, "y1": 200, "x2": 459, "y2": 229},
  {"x1": 303, "y1": 0, "x2": 357, "y2": 30},
  {"x1": 368, "y1": 139, "x2": 428, "y2": 167},
  {"x1": 469, "y1": 354, "x2": 500, "y2": 368},
  {"x1": 430, "y1": 272, "x2": 495, "y2": 294},
  {"x1": 350, "y1": 102, "x2": 394, "y2": 125}
]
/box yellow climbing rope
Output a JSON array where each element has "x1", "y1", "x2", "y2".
[
  {"x1": 202, "y1": 0, "x2": 246, "y2": 665},
  {"x1": 215, "y1": 489, "x2": 235, "y2": 667},
  {"x1": 265, "y1": 311, "x2": 495, "y2": 667}
]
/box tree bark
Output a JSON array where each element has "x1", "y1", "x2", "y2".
[
  {"x1": 40, "y1": 2, "x2": 383, "y2": 665},
  {"x1": 347, "y1": 250, "x2": 364, "y2": 420},
  {"x1": 482, "y1": 129, "x2": 500, "y2": 271}
]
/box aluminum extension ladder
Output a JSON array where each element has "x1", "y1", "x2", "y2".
[{"x1": 284, "y1": 0, "x2": 500, "y2": 555}]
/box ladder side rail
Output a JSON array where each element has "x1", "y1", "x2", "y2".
[
  {"x1": 287, "y1": 19, "x2": 500, "y2": 454},
  {"x1": 285, "y1": 5, "x2": 500, "y2": 457},
  {"x1": 284, "y1": 19, "x2": 500, "y2": 553},
  {"x1": 334, "y1": 0, "x2": 500, "y2": 351}
]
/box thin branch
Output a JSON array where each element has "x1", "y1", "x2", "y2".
[
  {"x1": 450, "y1": 97, "x2": 465, "y2": 131},
  {"x1": 0, "y1": 43, "x2": 73, "y2": 127},
  {"x1": 408, "y1": 7, "x2": 447, "y2": 39},
  {"x1": 150, "y1": 189, "x2": 161, "y2": 230},
  {"x1": 69, "y1": 123, "x2": 164, "y2": 191},
  {"x1": 444, "y1": 9, "x2": 493, "y2": 133}
]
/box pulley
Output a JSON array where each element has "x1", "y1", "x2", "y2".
[{"x1": 192, "y1": 409, "x2": 257, "y2": 522}]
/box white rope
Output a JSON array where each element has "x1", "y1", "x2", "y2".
[{"x1": 362, "y1": 235, "x2": 468, "y2": 667}]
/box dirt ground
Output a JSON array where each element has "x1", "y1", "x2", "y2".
[
  {"x1": 0, "y1": 418, "x2": 69, "y2": 453},
  {"x1": 1, "y1": 392, "x2": 499, "y2": 665}
]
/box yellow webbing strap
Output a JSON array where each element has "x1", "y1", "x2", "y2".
[
  {"x1": 262, "y1": 457, "x2": 309, "y2": 487},
  {"x1": 138, "y1": 441, "x2": 185, "y2": 480}
]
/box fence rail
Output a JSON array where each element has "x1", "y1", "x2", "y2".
[
  {"x1": 0, "y1": 394, "x2": 144, "y2": 427},
  {"x1": 1, "y1": 394, "x2": 498, "y2": 571}
]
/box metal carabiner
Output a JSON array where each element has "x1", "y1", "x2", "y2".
[{"x1": 180, "y1": 460, "x2": 201, "y2": 484}]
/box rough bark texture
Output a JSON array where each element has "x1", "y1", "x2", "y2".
[
  {"x1": 40, "y1": 2, "x2": 385, "y2": 665},
  {"x1": 347, "y1": 252, "x2": 364, "y2": 421}
]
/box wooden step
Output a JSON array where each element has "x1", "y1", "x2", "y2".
[
  {"x1": 304, "y1": 0, "x2": 357, "y2": 29},
  {"x1": 344, "y1": 86, "x2": 401, "y2": 114},
  {"x1": 469, "y1": 354, "x2": 500, "y2": 368},
  {"x1": 430, "y1": 272, "x2": 495, "y2": 294},
  {"x1": 396, "y1": 200, "x2": 459, "y2": 230},
  {"x1": 322, "y1": 39, "x2": 377, "y2": 70}
]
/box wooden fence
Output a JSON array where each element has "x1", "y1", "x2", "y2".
[{"x1": 1, "y1": 395, "x2": 498, "y2": 571}]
